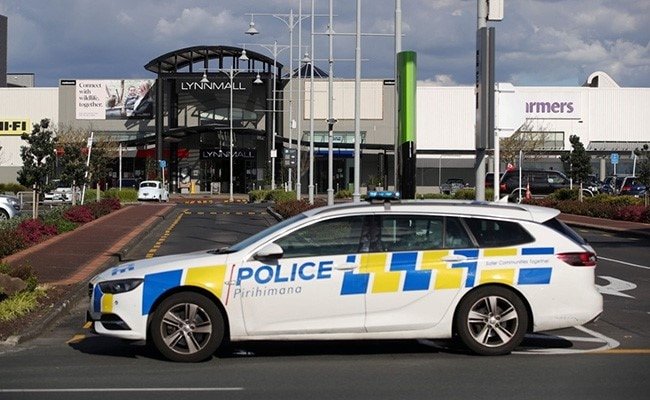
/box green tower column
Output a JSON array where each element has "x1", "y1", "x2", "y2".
[{"x1": 397, "y1": 51, "x2": 417, "y2": 199}]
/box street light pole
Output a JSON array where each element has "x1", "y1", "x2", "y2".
[
  {"x1": 203, "y1": 67, "x2": 250, "y2": 202},
  {"x1": 394, "y1": 0, "x2": 401, "y2": 191},
  {"x1": 353, "y1": 0, "x2": 362, "y2": 203},
  {"x1": 228, "y1": 67, "x2": 235, "y2": 202},
  {"x1": 326, "y1": 0, "x2": 335, "y2": 206},
  {"x1": 308, "y1": 0, "x2": 315, "y2": 204},
  {"x1": 271, "y1": 41, "x2": 278, "y2": 190},
  {"x1": 296, "y1": 0, "x2": 303, "y2": 199}
]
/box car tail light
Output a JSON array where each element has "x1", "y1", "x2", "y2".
[
  {"x1": 500, "y1": 183, "x2": 507, "y2": 192},
  {"x1": 622, "y1": 185, "x2": 632, "y2": 192},
  {"x1": 557, "y1": 252, "x2": 597, "y2": 267}
]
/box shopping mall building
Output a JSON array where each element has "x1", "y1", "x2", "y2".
[{"x1": 0, "y1": 44, "x2": 648, "y2": 194}]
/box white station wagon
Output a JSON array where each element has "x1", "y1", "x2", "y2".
[
  {"x1": 88, "y1": 193, "x2": 602, "y2": 362},
  {"x1": 137, "y1": 180, "x2": 169, "y2": 202}
]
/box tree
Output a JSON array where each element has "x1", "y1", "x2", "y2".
[
  {"x1": 499, "y1": 122, "x2": 551, "y2": 167},
  {"x1": 17, "y1": 119, "x2": 57, "y2": 209},
  {"x1": 57, "y1": 127, "x2": 89, "y2": 188},
  {"x1": 57, "y1": 127, "x2": 118, "y2": 201},
  {"x1": 560, "y1": 135, "x2": 592, "y2": 184},
  {"x1": 634, "y1": 144, "x2": 650, "y2": 186}
]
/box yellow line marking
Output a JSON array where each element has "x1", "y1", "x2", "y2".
[
  {"x1": 66, "y1": 334, "x2": 86, "y2": 344},
  {"x1": 145, "y1": 210, "x2": 187, "y2": 259},
  {"x1": 83, "y1": 321, "x2": 92, "y2": 329},
  {"x1": 592, "y1": 349, "x2": 650, "y2": 354}
]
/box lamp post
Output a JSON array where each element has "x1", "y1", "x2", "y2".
[
  {"x1": 201, "y1": 66, "x2": 258, "y2": 202},
  {"x1": 241, "y1": 42, "x2": 289, "y2": 191},
  {"x1": 326, "y1": 0, "x2": 335, "y2": 206},
  {"x1": 245, "y1": 9, "x2": 308, "y2": 192}
]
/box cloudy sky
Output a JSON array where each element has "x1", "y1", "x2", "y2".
[{"x1": 1, "y1": 0, "x2": 648, "y2": 88}]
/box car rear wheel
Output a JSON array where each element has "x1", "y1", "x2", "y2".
[
  {"x1": 455, "y1": 286, "x2": 528, "y2": 356},
  {"x1": 150, "y1": 292, "x2": 224, "y2": 362}
]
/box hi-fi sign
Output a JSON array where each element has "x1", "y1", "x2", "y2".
[{"x1": 0, "y1": 119, "x2": 30, "y2": 135}]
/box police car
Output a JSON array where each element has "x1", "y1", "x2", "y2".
[{"x1": 88, "y1": 192, "x2": 602, "y2": 362}]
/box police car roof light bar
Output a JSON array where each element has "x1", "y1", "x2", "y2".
[{"x1": 365, "y1": 191, "x2": 401, "y2": 203}]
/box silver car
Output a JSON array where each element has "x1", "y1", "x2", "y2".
[{"x1": 0, "y1": 195, "x2": 21, "y2": 220}]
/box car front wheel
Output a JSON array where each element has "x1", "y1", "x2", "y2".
[
  {"x1": 455, "y1": 286, "x2": 528, "y2": 356},
  {"x1": 150, "y1": 292, "x2": 224, "y2": 362},
  {"x1": 0, "y1": 209, "x2": 9, "y2": 220}
]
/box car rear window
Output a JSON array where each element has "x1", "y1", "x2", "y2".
[
  {"x1": 464, "y1": 218, "x2": 534, "y2": 248},
  {"x1": 542, "y1": 218, "x2": 587, "y2": 245}
]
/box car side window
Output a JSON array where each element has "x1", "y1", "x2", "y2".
[
  {"x1": 379, "y1": 215, "x2": 473, "y2": 252},
  {"x1": 548, "y1": 172, "x2": 566, "y2": 184},
  {"x1": 464, "y1": 218, "x2": 534, "y2": 248},
  {"x1": 274, "y1": 216, "x2": 366, "y2": 258}
]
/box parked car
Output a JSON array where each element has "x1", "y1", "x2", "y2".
[
  {"x1": 43, "y1": 186, "x2": 73, "y2": 202},
  {"x1": 0, "y1": 194, "x2": 21, "y2": 220},
  {"x1": 137, "y1": 180, "x2": 169, "y2": 202},
  {"x1": 619, "y1": 176, "x2": 647, "y2": 197},
  {"x1": 440, "y1": 178, "x2": 467, "y2": 195},
  {"x1": 500, "y1": 169, "x2": 571, "y2": 200},
  {"x1": 88, "y1": 191, "x2": 602, "y2": 362},
  {"x1": 585, "y1": 174, "x2": 602, "y2": 194}
]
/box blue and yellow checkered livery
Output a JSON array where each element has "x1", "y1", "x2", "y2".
[{"x1": 340, "y1": 247, "x2": 554, "y2": 295}]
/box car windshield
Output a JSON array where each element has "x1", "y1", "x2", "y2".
[
  {"x1": 213, "y1": 212, "x2": 308, "y2": 254},
  {"x1": 140, "y1": 182, "x2": 158, "y2": 188}
]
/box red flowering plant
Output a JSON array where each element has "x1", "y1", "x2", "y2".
[{"x1": 16, "y1": 219, "x2": 58, "y2": 245}]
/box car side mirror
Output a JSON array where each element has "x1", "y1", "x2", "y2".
[{"x1": 253, "y1": 243, "x2": 284, "y2": 262}]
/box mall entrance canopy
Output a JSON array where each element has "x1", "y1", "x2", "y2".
[{"x1": 144, "y1": 45, "x2": 284, "y2": 193}]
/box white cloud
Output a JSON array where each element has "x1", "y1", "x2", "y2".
[
  {"x1": 419, "y1": 74, "x2": 458, "y2": 86},
  {"x1": 1, "y1": 0, "x2": 648, "y2": 87}
]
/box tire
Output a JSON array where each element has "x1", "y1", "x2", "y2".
[
  {"x1": 0, "y1": 209, "x2": 9, "y2": 220},
  {"x1": 150, "y1": 292, "x2": 224, "y2": 362},
  {"x1": 455, "y1": 286, "x2": 528, "y2": 356}
]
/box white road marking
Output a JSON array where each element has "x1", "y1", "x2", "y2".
[
  {"x1": 598, "y1": 256, "x2": 650, "y2": 270},
  {"x1": 596, "y1": 276, "x2": 637, "y2": 298},
  {"x1": 0, "y1": 388, "x2": 243, "y2": 393},
  {"x1": 514, "y1": 325, "x2": 619, "y2": 355}
]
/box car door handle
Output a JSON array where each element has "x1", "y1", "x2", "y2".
[
  {"x1": 441, "y1": 255, "x2": 467, "y2": 262},
  {"x1": 334, "y1": 263, "x2": 358, "y2": 271}
]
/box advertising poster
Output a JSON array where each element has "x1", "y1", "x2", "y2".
[{"x1": 76, "y1": 79, "x2": 155, "y2": 120}]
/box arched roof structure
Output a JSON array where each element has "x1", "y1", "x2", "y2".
[{"x1": 144, "y1": 45, "x2": 283, "y2": 75}]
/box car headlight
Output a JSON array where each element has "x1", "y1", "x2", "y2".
[{"x1": 98, "y1": 279, "x2": 143, "y2": 294}]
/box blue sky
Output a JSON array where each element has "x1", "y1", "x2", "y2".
[{"x1": 1, "y1": 0, "x2": 648, "y2": 87}]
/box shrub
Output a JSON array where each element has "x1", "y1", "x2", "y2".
[
  {"x1": 84, "y1": 189, "x2": 101, "y2": 202},
  {"x1": 335, "y1": 190, "x2": 353, "y2": 199},
  {"x1": 417, "y1": 193, "x2": 451, "y2": 199},
  {"x1": 248, "y1": 190, "x2": 269, "y2": 203},
  {"x1": 265, "y1": 190, "x2": 296, "y2": 203},
  {"x1": 0, "y1": 289, "x2": 45, "y2": 322},
  {"x1": 0, "y1": 227, "x2": 25, "y2": 258},
  {"x1": 549, "y1": 188, "x2": 579, "y2": 201},
  {"x1": 85, "y1": 199, "x2": 119, "y2": 219},
  {"x1": 64, "y1": 205, "x2": 95, "y2": 223},
  {"x1": 0, "y1": 183, "x2": 28, "y2": 194},
  {"x1": 41, "y1": 206, "x2": 78, "y2": 233},
  {"x1": 101, "y1": 197, "x2": 122, "y2": 211},
  {"x1": 16, "y1": 219, "x2": 58, "y2": 245},
  {"x1": 273, "y1": 199, "x2": 325, "y2": 219},
  {"x1": 613, "y1": 205, "x2": 649, "y2": 223},
  {"x1": 104, "y1": 188, "x2": 138, "y2": 203}
]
